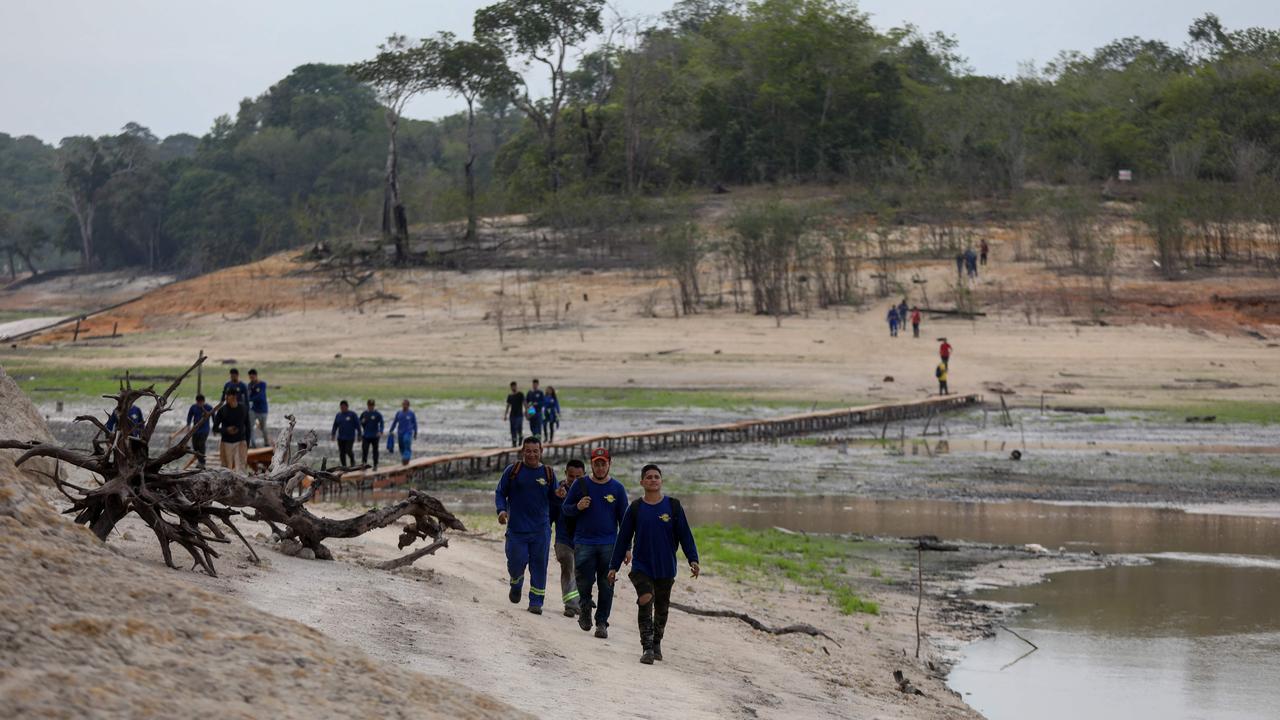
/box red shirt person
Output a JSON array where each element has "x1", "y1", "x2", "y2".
[{"x1": 940, "y1": 339, "x2": 952, "y2": 366}]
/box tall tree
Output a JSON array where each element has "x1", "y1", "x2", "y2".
[
  {"x1": 475, "y1": 0, "x2": 605, "y2": 194},
  {"x1": 426, "y1": 33, "x2": 516, "y2": 243},
  {"x1": 350, "y1": 36, "x2": 438, "y2": 264},
  {"x1": 56, "y1": 131, "x2": 144, "y2": 269}
]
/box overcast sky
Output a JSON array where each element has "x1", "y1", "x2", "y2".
[{"x1": 2, "y1": 0, "x2": 1277, "y2": 143}]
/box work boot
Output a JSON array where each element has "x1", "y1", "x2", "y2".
[
  {"x1": 527, "y1": 605, "x2": 542, "y2": 615},
  {"x1": 652, "y1": 623, "x2": 664, "y2": 661},
  {"x1": 508, "y1": 584, "x2": 521, "y2": 604},
  {"x1": 578, "y1": 602, "x2": 594, "y2": 631},
  {"x1": 563, "y1": 605, "x2": 578, "y2": 618},
  {"x1": 638, "y1": 601, "x2": 655, "y2": 661},
  {"x1": 594, "y1": 623, "x2": 608, "y2": 639}
]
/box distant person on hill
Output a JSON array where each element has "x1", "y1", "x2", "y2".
[
  {"x1": 505, "y1": 381, "x2": 525, "y2": 447},
  {"x1": 212, "y1": 392, "x2": 249, "y2": 471},
  {"x1": 965, "y1": 247, "x2": 979, "y2": 279},
  {"x1": 609, "y1": 463, "x2": 700, "y2": 665},
  {"x1": 936, "y1": 362, "x2": 949, "y2": 395},
  {"x1": 331, "y1": 400, "x2": 359, "y2": 467},
  {"x1": 105, "y1": 403, "x2": 145, "y2": 438},
  {"x1": 184, "y1": 394, "x2": 214, "y2": 469},
  {"x1": 247, "y1": 369, "x2": 269, "y2": 448},
  {"x1": 886, "y1": 305, "x2": 900, "y2": 337},
  {"x1": 910, "y1": 306, "x2": 922, "y2": 338},
  {"x1": 359, "y1": 399, "x2": 384, "y2": 471},
  {"x1": 543, "y1": 387, "x2": 561, "y2": 443},
  {"x1": 495, "y1": 436, "x2": 562, "y2": 615},
  {"x1": 955, "y1": 251, "x2": 965, "y2": 280},
  {"x1": 553, "y1": 458, "x2": 586, "y2": 617},
  {"x1": 389, "y1": 399, "x2": 418, "y2": 466},
  {"x1": 224, "y1": 366, "x2": 248, "y2": 440},
  {"x1": 939, "y1": 338, "x2": 952, "y2": 368},
  {"x1": 980, "y1": 238, "x2": 990, "y2": 266},
  {"x1": 898, "y1": 299, "x2": 909, "y2": 331},
  {"x1": 563, "y1": 447, "x2": 629, "y2": 639}
]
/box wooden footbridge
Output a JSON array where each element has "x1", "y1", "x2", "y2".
[{"x1": 320, "y1": 394, "x2": 981, "y2": 499}]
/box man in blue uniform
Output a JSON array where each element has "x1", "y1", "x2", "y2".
[
  {"x1": 504, "y1": 381, "x2": 524, "y2": 447},
  {"x1": 389, "y1": 399, "x2": 418, "y2": 465},
  {"x1": 495, "y1": 436, "x2": 562, "y2": 614},
  {"x1": 609, "y1": 463, "x2": 700, "y2": 664},
  {"x1": 562, "y1": 447, "x2": 629, "y2": 639},
  {"x1": 359, "y1": 399, "x2": 384, "y2": 470},
  {"x1": 184, "y1": 394, "x2": 215, "y2": 468},
  {"x1": 553, "y1": 458, "x2": 585, "y2": 617},
  {"x1": 525, "y1": 379, "x2": 545, "y2": 438},
  {"x1": 331, "y1": 400, "x2": 359, "y2": 467},
  {"x1": 247, "y1": 369, "x2": 269, "y2": 448},
  {"x1": 105, "y1": 403, "x2": 145, "y2": 438}
]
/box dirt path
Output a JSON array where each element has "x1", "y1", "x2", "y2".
[{"x1": 96, "y1": 507, "x2": 978, "y2": 720}]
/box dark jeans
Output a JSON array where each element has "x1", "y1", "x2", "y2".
[
  {"x1": 337, "y1": 438, "x2": 355, "y2": 467},
  {"x1": 939, "y1": 381, "x2": 949, "y2": 395},
  {"x1": 192, "y1": 432, "x2": 208, "y2": 468},
  {"x1": 631, "y1": 570, "x2": 675, "y2": 649},
  {"x1": 509, "y1": 417, "x2": 522, "y2": 447},
  {"x1": 912, "y1": 322, "x2": 920, "y2": 338},
  {"x1": 575, "y1": 543, "x2": 615, "y2": 625},
  {"x1": 361, "y1": 437, "x2": 379, "y2": 469}
]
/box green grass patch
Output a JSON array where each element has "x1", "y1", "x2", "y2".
[
  {"x1": 3, "y1": 357, "x2": 840, "y2": 412},
  {"x1": 694, "y1": 524, "x2": 879, "y2": 615},
  {"x1": 1144, "y1": 400, "x2": 1280, "y2": 426}
]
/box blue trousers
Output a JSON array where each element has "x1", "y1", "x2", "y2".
[
  {"x1": 506, "y1": 530, "x2": 551, "y2": 607},
  {"x1": 396, "y1": 433, "x2": 413, "y2": 463},
  {"x1": 575, "y1": 542, "x2": 616, "y2": 625},
  {"x1": 509, "y1": 417, "x2": 522, "y2": 447}
]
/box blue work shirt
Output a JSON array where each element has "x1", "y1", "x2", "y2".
[
  {"x1": 248, "y1": 381, "x2": 268, "y2": 413},
  {"x1": 331, "y1": 410, "x2": 360, "y2": 440},
  {"x1": 390, "y1": 409, "x2": 418, "y2": 437},
  {"x1": 495, "y1": 463, "x2": 560, "y2": 536},
  {"x1": 561, "y1": 476, "x2": 628, "y2": 546},
  {"x1": 186, "y1": 403, "x2": 214, "y2": 436},
  {"x1": 105, "y1": 406, "x2": 145, "y2": 437},
  {"x1": 610, "y1": 496, "x2": 699, "y2": 579},
  {"x1": 222, "y1": 380, "x2": 248, "y2": 406},
  {"x1": 359, "y1": 409, "x2": 384, "y2": 438}
]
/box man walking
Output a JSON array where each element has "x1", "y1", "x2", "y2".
[
  {"x1": 526, "y1": 379, "x2": 545, "y2": 439},
  {"x1": 247, "y1": 369, "x2": 269, "y2": 448},
  {"x1": 359, "y1": 399, "x2": 384, "y2": 471},
  {"x1": 553, "y1": 458, "x2": 585, "y2": 617},
  {"x1": 609, "y1": 464, "x2": 699, "y2": 664},
  {"x1": 936, "y1": 361, "x2": 950, "y2": 395},
  {"x1": 389, "y1": 399, "x2": 418, "y2": 465},
  {"x1": 910, "y1": 306, "x2": 922, "y2": 338},
  {"x1": 105, "y1": 403, "x2": 145, "y2": 438},
  {"x1": 562, "y1": 447, "x2": 629, "y2": 639},
  {"x1": 495, "y1": 436, "x2": 561, "y2": 615},
  {"x1": 505, "y1": 381, "x2": 525, "y2": 447},
  {"x1": 212, "y1": 392, "x2": 249, "y2": 471},
  {"x1": 980, "y1": 238, "x2": 990, "y2": 266},
  {"x1": 887, "y1": 305, "x2": 900, "y2": 338},
  {"x1": 965, "y1": 247, "x2": 979, "y2": 279},
  {"x1": 331, "y1": 400, "x2": 359, "y2": 467},
  {"x1": 222, "y1": 366, "x2": 247, "y2": 440},
  {"x1": 939, "y1": 338, "x2": 952, "y2": 368},
  {"x1": 184, "y1": 394, "x2": 214, "y2": 469}
]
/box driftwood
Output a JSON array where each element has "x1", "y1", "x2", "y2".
[
  {"x1": 669, "y1": 602, "x2": 841, "y2": 646},
  {"x1": 0, "y1": 354, "x2": 464, "y2": 576}
]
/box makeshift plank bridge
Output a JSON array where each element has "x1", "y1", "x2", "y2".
[{"x1": 321, "y1": 394, "x2": 981, "y2": 498}]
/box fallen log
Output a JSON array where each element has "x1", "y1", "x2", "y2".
[
  {"x1": 920, "y1": 307, "x2": 987, "y2": 317},
  {"x1": 1049, "y1": 405, "x2": 1106, "y2": 415},
  {"x1": 0, "y1": 354, "x2": 464, "y2": 575},
  {"x1": 669, "y1": 602, "x2": 841, "y2": 646}
]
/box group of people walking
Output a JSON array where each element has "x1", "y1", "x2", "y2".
[
  {"x1": 331, "y1": 399, "x2": 418, "y2": 470},
  {"x1": 497, "y1": 437, "x2": 699, "y2": 665},
  {"x1": 162, "y1": 367, "x2": 270, "y2": 472},
  {"x1": 886, "y1": 299, "x2": 922, "y2": 339},
  {"x1": 955, "y1": 239, "x2": 990, "y2": 280},
  {"x1": 505, "y1": 379, "x2": 561, "y2": 446}
]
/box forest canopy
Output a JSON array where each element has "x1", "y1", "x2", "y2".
[{"x1": 1, "y1": 1, "x2": 1278, "y2": 274}]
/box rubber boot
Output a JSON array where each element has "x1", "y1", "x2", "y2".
[
  {"x1": 653, "y1": 602, "x2": 668, "y2": 661},
  {"x1": 638, "y1": 601, "x2": 655, "y2": 664}
]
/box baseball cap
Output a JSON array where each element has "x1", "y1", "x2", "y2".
[{"x1": 590, "y1": 447, "x2": 610, "y2": 462}]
